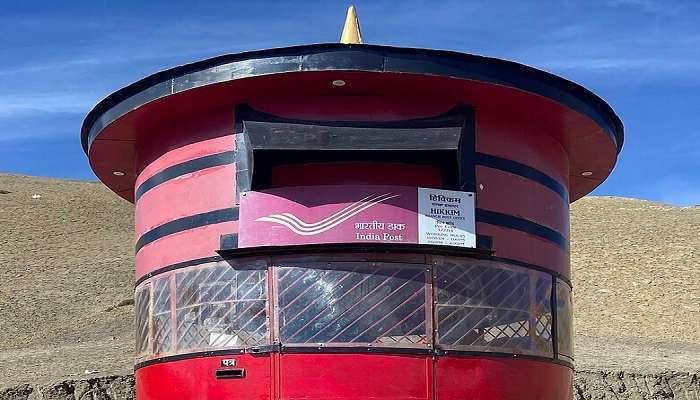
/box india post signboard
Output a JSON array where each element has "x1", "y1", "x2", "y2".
[{"x1": 239, "y1": 185, "x2": 475, "y2": 248}]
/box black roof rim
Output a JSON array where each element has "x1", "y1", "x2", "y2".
[{"x1": 80, "y1": 43, "x2": 624, "y2": 155}]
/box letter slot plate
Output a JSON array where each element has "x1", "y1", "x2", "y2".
[{"x1": 215, "y1": 369, "x2": 246, "y2": 379}]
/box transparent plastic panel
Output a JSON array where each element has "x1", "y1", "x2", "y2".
[
  {"x1": 533, "y1": 274, "x2": 553, "y2": 345},
  {"x1": 435, "y1": 258, "x2": 553, "y2": 357},
  {"x1": 152, "y1": 276, "x2": 172, "y2": 354},
  {"x1": 556, "y1": 279, "x2": 574, "y2": 362},
  {"x1": 134, "y1": 286, "x2": 151, "y2": 356},
  {"x1": 133, "y1": 254, "x2": 565, "y2": 361},
  {"x1": 174, "y1": 263, "x2": 268, "y2": 351},
  {"x1": 276, "y1": 262, "x2": 428, "y2": 347}
]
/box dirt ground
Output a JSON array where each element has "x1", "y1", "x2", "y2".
[{"x1": 0, "y1": 174, "x2": 698, "y2": 387}]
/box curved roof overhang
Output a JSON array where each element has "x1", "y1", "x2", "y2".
[{"x1": 81, "y1": 43, "x2": 623, "y2": 202}]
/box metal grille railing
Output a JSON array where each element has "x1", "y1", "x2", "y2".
[
  {"x1": 434, "y1": 258, "x2": 553, "y2": 357},
  {"x1": 556, "y1": 278, "x2": 574, "y2": 362},
  {"x1": 174, "y1": 264, "x2": 269, "y2": 351},
  {"x1": 276, "y1": 263, "x2": 429, "y2": 347},
  {"x1": 134, "y1": 286, "x2": 150, "y2": 356}
]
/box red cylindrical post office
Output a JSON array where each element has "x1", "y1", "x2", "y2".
[{"x1": 82, "y1": 26, "x2": 623, "y2": 400}]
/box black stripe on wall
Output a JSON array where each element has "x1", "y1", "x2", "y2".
[
  {"x1": 135, "y1": 151, "x2": 236, "y2": 202},
  {"x1": 134, "y1": 255, "x2": 224, "y2": 287},
  {"x1": 135, "y1": 349, "x2": 246, "y2": 370},
  {"x1": 135, "y1": 207, "x2": 565, "y2": 255},
  {"x1": 134, "y1": 346, "x2": 571, "y2": 370},
  {"x1": 134, "y1": 247, "x2": 572, "y2": 291},
  {"x1": 475, "y1": 152, "x2": 568, "y2": 201},
  {"x1": 135, "y1": 208, "x2": 239, "y2": 253},
  {"x1": 220, "y1": 233, "x2": 239, "y2": 250},
  {"x1": 475, "y1": 208, "x2": 568, "y2": 249},
  {"x1": 132, "y1": 151, "x2": 566, "y2": 206}
]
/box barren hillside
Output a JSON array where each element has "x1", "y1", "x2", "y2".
[
  {"x1": 0, "y1": 174, "x2": 698, "y2": 387},
  {"x1": 571, "y1": 197, "x2": 700, "y2": 343},
  {"x1": 0, "y1": 174, "x2": 135, "y2": 386},
  {"x1": 570, "y1": 196, "x2": 700, "y2": 373}
]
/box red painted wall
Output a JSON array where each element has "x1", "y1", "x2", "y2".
[
  {"x1": 436, "y1": 357, "x2": 573, "y2": 400},
  {"x1": 136, "y1": 354, "x2": 273, "y2": 400},
  {"x1": 136, "y1": 355, "x2": 571, "y2": 400},
  {"x1": 132, "y1": 95, "x2": 571, "y2": 281},
  {"x1": 131, "y1": 91, "x2": 573, "y2": 400}
]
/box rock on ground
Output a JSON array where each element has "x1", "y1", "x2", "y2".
[
  {"x1": 1, "y1": 371, "x2": 699, "y2": 400},
  {"x1": 0, "y1": 376, "x2": 134, "y2": 400},
  {"x1": 574, "y1": 370, "x2": 700, "y2": 400}
]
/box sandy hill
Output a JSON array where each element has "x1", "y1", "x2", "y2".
[{"x1": 0, "y1": 174, "x2": 698, "y2": 387}]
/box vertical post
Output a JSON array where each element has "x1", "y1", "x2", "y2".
[
  {"x1": 551, "y1": 278, "x2": 559, "y2": 358},
  {"x1": 170, "y1": 273, "x2": 178, "y2": 353}
]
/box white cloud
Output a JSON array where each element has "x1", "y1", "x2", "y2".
[
  {"x1": 0, "y1": 93, "x2": 95, "y2": 118},
  {"x1": 607, "y1": 0, "x2": 684, "y2": 16},
  {"x1": 539, "y1": 58, "x2": 700, "y2": 73},
  {"x1": 0, "y1": 93, "x2": 93, "y2": 142}
]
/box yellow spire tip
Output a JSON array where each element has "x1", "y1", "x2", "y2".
[{"x1": 340, "y1": 5, "x2": 363, "y2": 44}]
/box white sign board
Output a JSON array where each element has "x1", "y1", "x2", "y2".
[{"x1": 417, "y1": 188, "x2": 476, "y2": 248}]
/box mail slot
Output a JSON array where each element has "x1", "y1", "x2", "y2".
[{"x1": 216, "y1": 369, "x2": 246, "y2": 379}]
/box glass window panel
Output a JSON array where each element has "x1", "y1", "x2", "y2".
[
  {"x1": 532, "y1": 274, "x2": 553, "y2": 352},
  {"x1": 153, "y1": 276, "x2": 171, "y2": 314},
  {"x1": 134, "y1": 255, "x2": 565, "y2": 361},
  {"x1": 174, "y1": 263, "x2": 268, "y2": 352},
  {"x1": 276, "y1": 262, "x2": 428, "y2": 347},
  {"x1": 556, "y1": 279, "x2": 574, "y2": 362},
  {"x1": 152, "y1": 277, "x2": 172, "y2": 354},
  {"x1": 134, "y1": 285, "x2": 151, "y2": 356},
  {"x1": 435, "y1": 258, "x2": 553, "y2": 357}
]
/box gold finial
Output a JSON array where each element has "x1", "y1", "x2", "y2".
[{"x1": 340, "y1": 5, "x2": 362, "y2": 44}]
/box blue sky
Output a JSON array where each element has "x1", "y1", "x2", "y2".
[{"x1": 1, "y1": 0, "x2": 699, "y2": 205}]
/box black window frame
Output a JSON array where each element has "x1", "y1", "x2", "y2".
[
  {"x1": 233, "y1": 104, "x2": 476, "y2": 204},
  {"x1": 133, "y1": 251, "x2": 574, "y2": 369}
]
